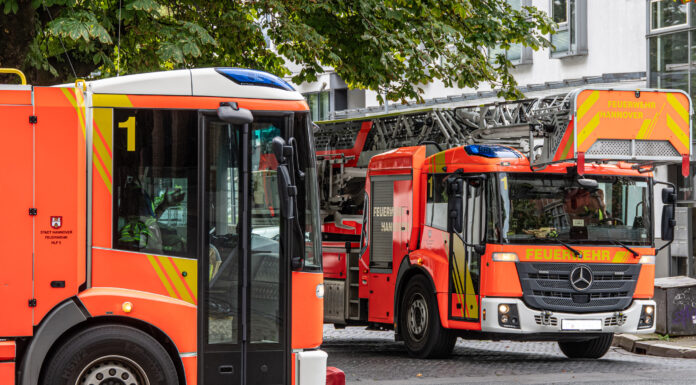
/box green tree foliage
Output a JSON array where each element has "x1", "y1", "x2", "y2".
[{"x1": 0, "y1": 0, "x2": 554, "y2": 102}]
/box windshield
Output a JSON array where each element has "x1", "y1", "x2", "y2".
[{"x1": 495, "y1": 173, "x2": 652, "y2": 246}]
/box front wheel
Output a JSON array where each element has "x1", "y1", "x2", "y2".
[
  {"x1": 399, "y1": 275, "x2": 456, "y2": 358},
  {"x1": 41, "y1": 324, "x2": 178, "y2": 385},
  {"x1": 558, "y1": 333, "x2": 614, "y2": 359}
]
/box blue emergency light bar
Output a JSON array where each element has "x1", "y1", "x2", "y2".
[
  {"x1": 216, "y1": 68, "x2": 295, "y2": 91},
  {"x1": 464, "y1": 144, "x2": 521, "y2": 159}
]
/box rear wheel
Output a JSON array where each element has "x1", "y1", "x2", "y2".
[
  {"x1": 41, "y1": 324, "x2": 178, "y2": 385},
  {"x1": 399, "y1": 275, "x2": 456, "y2": 358},
  {"x1": 558, "y1": 333, "x2": 614, "y2": 359}
]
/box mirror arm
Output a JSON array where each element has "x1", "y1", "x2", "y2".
[
  {"x1": 453, "y1": 232, "x2": 486, "y2": 255},
  {"x1": 655, "y1": 180, "x2": 677, "y2": 252}
]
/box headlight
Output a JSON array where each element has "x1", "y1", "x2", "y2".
[
  {"x1": 492, "y1": 252, "x2": 519, "y2": 262},
  {"x1": 638, "y1": 305, "x2": 655, "y2": 329},
  {"x1": 316, "y1": 284, "x2": 324, "y2": 298},
  {"x1": 497, "y1": 303, "x2": 520, "y2": 329},
  {"x1": 639, "y1": 255, "x2": 655, "y2": 264}
]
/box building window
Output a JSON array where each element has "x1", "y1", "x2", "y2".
[
  {"x1": 651, "y1": 0, "x2": 688, "y2": 31},
  {"x1": 304, "y1": 91, "x2": 330, "y2": 122},
  {"x1": 550, "y1": 0, "x2": 587, "y2": 58},
  {"x1": 648, "y1": 1, "x2": 696, "y2": 96},
  {"x1": 489, "y1": 0, "x2": 533, "y2": 65}
]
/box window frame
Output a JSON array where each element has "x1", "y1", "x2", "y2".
[
  {"x1": 549, "y1": 0, "x2": 588, "y2": 59},
  {"x1": 488, "y1": 0, "x2": 534, "y2": 66},
  {"x1": 650, "y1": 0, "x2": 689, "y2": 34}
]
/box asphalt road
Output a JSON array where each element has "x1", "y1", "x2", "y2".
[{"x1": 322, "y1": 325, "x2": 696, "y2": 384}]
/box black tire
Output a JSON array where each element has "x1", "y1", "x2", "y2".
[
  {"x1": 558, "y1": 333, "x2": 614, "y2": 359},
  {"x1": 399, "y1": 275, "x2": 456, "y2": 358},
  {"x1": 41, "y1": 324, "x2": 178, "y2": 385}
]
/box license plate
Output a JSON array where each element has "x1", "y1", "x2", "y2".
[{"x1": 561, "y1": 319, "x2": 602, "y2": 331}]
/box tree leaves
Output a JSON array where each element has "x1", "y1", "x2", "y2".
[
  {"x1": 5, "y1": 0, "x2": 553, "y2": 103},
  {"x1": 47, "y1": 11, "x2": 112, "y2": 44}
]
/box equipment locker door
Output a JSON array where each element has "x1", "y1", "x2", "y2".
[
  {"x1": 367, "y1": 175, "x2": 410, "y2": 323},
  {"x1": 198, "y1": 112, "x2": 291, "y2": 385},
  {"x1": 0, "y1": 100, "x2": 34, "y2": 336}
]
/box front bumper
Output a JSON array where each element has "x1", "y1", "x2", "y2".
[{"x1": 480, "y1": 297, "x2": 655, "y2": 334}]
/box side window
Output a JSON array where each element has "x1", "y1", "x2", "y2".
[
  {"x1": 113, "y1": 109, "x2": 198, "y2": 258},
  {"x1": 464, "y1": 181, "x2": 486, "y2": 244},
  {"x1": 425, "y1": 174, "x2": 449, "y2": 230}
]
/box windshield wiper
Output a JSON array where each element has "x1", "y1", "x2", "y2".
[
  {"x1": 531, "y1": 236, "x2": 583, "y2": 259},
  {"x1": 609, "y1": 240, "x2": 639, "y2": 257},
  {"x1": 555, "y1": 239, "x2": 583, "y2": 259}
]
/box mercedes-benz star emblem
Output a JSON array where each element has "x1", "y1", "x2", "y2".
[{"x1": 570, "y1": 265, "x2": 593, "y2": 291}]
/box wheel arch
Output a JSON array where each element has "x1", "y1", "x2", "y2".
[
  {"x1": 393, "y1": 256, "x2": 437, "y2": 338},
  {"x1": 39, "y1": 316, "x2": 187, "y2": 385},
  {"x1": 18, "y1": 297, "x2": 188, "y2": 385}
]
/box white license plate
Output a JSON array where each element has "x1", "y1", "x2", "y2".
[{"x1": 561, "y1": 319, "x2": 602, "y2": 331}]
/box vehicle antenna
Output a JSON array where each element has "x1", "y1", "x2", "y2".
[
  {"x1": 117, "y1": 0, "x2": 122, "y2": 76},
  {"x1": 42, "y1": 1, "x2": 77, "y2": 80}
]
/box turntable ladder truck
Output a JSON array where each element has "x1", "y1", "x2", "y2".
[{"x1": 316, "y1": 87, "x2": 690, "y2": 358}]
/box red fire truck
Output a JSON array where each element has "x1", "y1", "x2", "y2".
[
  {"x1": 317, "y1": 88, "x2": 690, "y2": 358},
  {"x1": 0, "y1": 68, "x2": 341, "y2": 385}
]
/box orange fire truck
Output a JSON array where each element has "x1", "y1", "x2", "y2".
[
  {"x1": 317, "y1": 88, "x2": 690, "y2": 358},
  {"x1": 0, "y1": 68, "x2": 341, "y2": 385}
]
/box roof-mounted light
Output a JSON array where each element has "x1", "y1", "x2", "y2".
[
  {"x1": 465, "y1": 144, "x2": 521, "y2": 159},
  {"x1": 215, "y1": 68, "x2": 295, "y2": 91}
]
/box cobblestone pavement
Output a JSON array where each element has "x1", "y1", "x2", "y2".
[{"x1": 322, "y1": 325, "x2": 696, "y2": 384}]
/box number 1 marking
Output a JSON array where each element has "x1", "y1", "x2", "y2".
[{"x1": 119, "y1": 116, "x2": 136, "y2": 152}]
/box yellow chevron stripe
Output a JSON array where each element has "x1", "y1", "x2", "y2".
[
  {"x1": 147, "y1": 255, "x2": 178, "y2": 298},
  {"x1": 560, "y1": 131, "x2": 574, "y2": 159},
  {"x1": 92, "y1": 109, "x2": 113, "y2": 193},
  {"x1": 577, "y1": 91, "x2": 600, "y2": 122},
  {"x1": 667, "y1": 114, "x2": 690, "y2": 151},
  {"x1": 611, "y1": 251, "x2": 630, "y2": 264},
  {"x1": 636, "y1": 119, "x2": 652, "y2": 139},
  {"x1": 93, "y1": 94, "x2": 134, "y2": 108},
  {"x1": 434, "y1": 150, "x2": 447, "y2": 173},
  {"x1": 577, "y1": 113, "x2": 600, "y2": 147},
  {"x1": 451, "y1": 236, "x2": 468, "y2": 318},
  {"x1": 60, "y1": 88, "x2": 86, "y2": 139},
  {"x1": 74, "y1": 88, "x2": 86, "y2": 138},
  {"x1": 93, "y1": 130, "x2": 112, "y2": 178},
  {"x1": 667, "y1": 93, "x2": 690, "y2": 124},
  {"x1": 93, "y1": 108, "x2": 113, "y2": 153},
  {"x1": 93, "y1": 156, "x2": 112, "y2": 194},
  {"x1": 172, "y1": 258, "x2": 198, "y2": 300},
  {"x1": 158, "y1": 256, "x2": 194, "y2": 304}
]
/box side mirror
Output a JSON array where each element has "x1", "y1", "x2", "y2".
[
  {"x1": 447, "y1": 178, "x2": 464, "y2": 234},
  {"x1": 577, "y1": 178, "x2": 598, "y2": 189},
  {"x1": 662, "y1": 186, "x2": 677, "y2": 204},
  {"x1": 661, "y1": 204, "x2": 675, "y2": 242},
  {"x1": 272, "y1": 136, "x2": 301, "y2": 269},
  {"x1": 217, "y1": 102, "x2": 253, "y2": 125}
]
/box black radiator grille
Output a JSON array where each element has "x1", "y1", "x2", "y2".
[{"x1": 516, "y1": 262, "x2": 640, "y2": 313}]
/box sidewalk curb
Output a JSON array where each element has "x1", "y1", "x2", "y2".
[{"x1": 613, "y1": 334, "x2": 696, "y2": 359}]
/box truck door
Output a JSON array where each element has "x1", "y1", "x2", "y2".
[
  {"x1": 448, "y1": 179, "x2": 483, "y2": 322},
  {"x1": 0, "y1": 94, "x2": 33, "y2": 336},
  {"x1": 198, "y1": 112, "x2": 291, "y2": 384}
]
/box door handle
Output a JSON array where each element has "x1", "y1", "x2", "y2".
[{"x1": 219, "y1": 365, "x2": 234, "y2": 374}]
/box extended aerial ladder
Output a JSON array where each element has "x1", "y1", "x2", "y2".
[{"x1": 315, "y1": 88, "x2": 692, "y2": 223}]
